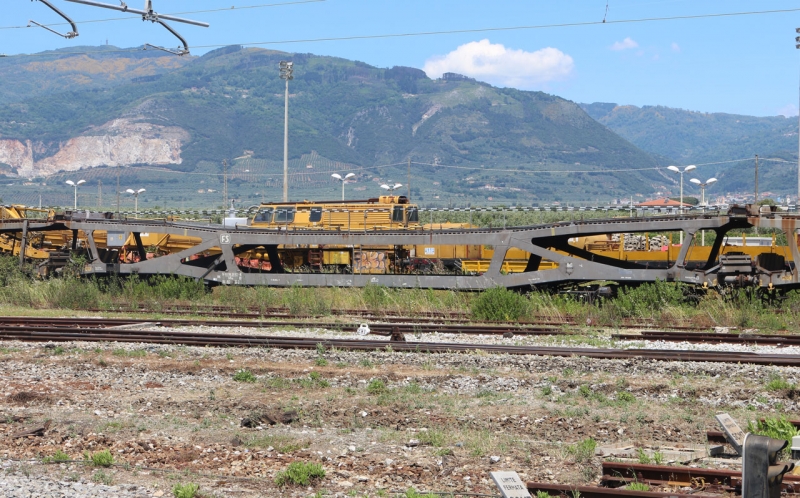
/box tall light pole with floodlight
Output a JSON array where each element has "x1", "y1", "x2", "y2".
[
  {"x1": 279, "y1": 61, "x2": 293, "y2": 202},
  {"x1": 796, "y1": 28, "x2": 800, "y2": 207},
  {"x1": 666, "y1": 164, "x2": 695, "y2": 244},
  {"x1": 331, "y1": 173, "x2": 356, "y2": 201},
  {"x1": 126, "y1": 188, "x2": 146, "y2": 216},
  {"x1": 381, "y1": 183, "x2": 403, "y2": 194},
  {"x1": 690, "y1": 177, "x2": 717, "y2": 246},
  {"x1": 65, "y1": 179, "x2": 85, "y2": 210}
]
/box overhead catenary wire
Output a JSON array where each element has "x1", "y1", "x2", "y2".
[
  {"x1": 0, "y1": 0, "x2": 325, "y2": 31},
  {"x1": 3, "y1": 6, "x2": 800, "y2": 57}
]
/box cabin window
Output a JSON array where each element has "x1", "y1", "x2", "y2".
[
  {"x1": 275, "y1": 207, "x2": 295, "y2": 223},
  {"x1": 309, "y1": 207, "x2": 323, "y2": 223},
  {"x1": 254, "y1": 208, "x2": 274, "y2": 223},
  {"x1": 406, "y1": 207, "x2": 419, "y2": 223},
  {"x1": 392, "y1": 206, "x2": 404, "y2": 222}
]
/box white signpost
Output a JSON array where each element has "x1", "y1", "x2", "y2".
[{"x1": 490, "y1": 471, "x2": 532, "y2": 498}]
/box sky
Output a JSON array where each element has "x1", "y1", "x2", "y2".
[{"x1": 3, "y1": 0, "x2": 800, "y2": 117}]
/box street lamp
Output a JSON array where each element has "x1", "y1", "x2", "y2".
[
  {"x1": 279, "y1": 60, "x2": 294, "y2": 203},
  {"x1": 380, "y1": 183, "x2": 403, "y2": 194},
  {"x1": 65, "y1": 179, "x2": 85, "y2": 210},
  {"x1": 331, "y1": 173, "x2": 356, "y2": 201},
  {"x1": 666, "y1": 164, "x2": 695, "y2": 245},
  {"x1": 690, "y1": 177, "x2": 717, "y2": 246},
  {"x1": 126, "y1": 188, "x2": 146, "y2": 216},
  {"x1": 689, "y1": 177, "x2": 717, "y2": 208}
]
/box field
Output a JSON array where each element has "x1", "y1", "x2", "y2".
[{"x1": 0, "y1": 264, "x2": 799, "y2": 497}]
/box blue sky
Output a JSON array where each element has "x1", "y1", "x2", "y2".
[{"x1": 4, "y1": 0, "x2": 800, "y2": 116}]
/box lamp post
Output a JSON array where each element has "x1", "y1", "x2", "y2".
[
  {"x1": 279, "y1": 61, "x2": 294, "y2": 202},
  {"x1": 65, "y1": 179, "x2": 85, "y2": 210},
  {"x1": 331, "y1": 173, "x2": 356, "y2": 201},
  {"x1": 796, "y1": 28, "x2": 800, "y2": 207},
  {"x1": 666, "y1": 164, "x2": 696, "y2": 245},
  {"x1": 126, "y1": 188, "x2": 146, "y2": 216},
  {"x1": 690, "y1": 177, "x2": 717, "y2": 246},
  {"x1": 380, "y1": 183, "x2": 403, "y2": 194}
]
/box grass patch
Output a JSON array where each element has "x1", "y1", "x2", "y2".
[
  {"x1": 567, "y1": 437, "x2": 597, "y2": 464},
  {"x1": 766, "y1": 374, "x2": 795, "y2": 391},
  {"x1": 86, "y1": 449, "x2": 114, "y2": 467},
  {"x1": 471, "y1": 286, "x2": 530, "y2": 321},
  {"x1": 233, "y1": 369, "x2": 256, "y2": 383},
  {"x1": 243, "y1": 434, "x2": 308, "y2": 453},
  {"x1": 274, "y1": 461, "x2": 326, "y2": 487},
  {"x1": 92, "y1": 470, "x2": 113, "y2": 485},
  {"x1": 367, "y1": 379, "x2": 388, "y2": 395},
  {"x1": 627, "y1": 482, "x2": 650, "y2": 492},
  {"x1": 172, "y1": 482, "x2": 200, "y2": 498},
  {"x1": 112, "y1": 348, "x2": 147, "y2": 358},
  {"x1": 42, "y1": 450, "x2": 70, "y2": 463}
]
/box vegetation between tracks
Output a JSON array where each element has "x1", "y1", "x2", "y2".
[{"x1": 1, "y1": 255, "x2": 800, "y2": 332}]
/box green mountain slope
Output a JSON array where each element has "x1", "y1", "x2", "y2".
[
  {"x1": 580, "y1": 102, "x2": 799, "y2": 196},
  {"x1": 0, "y1": 46, "x2": 667, "y2": 205},
  {"x1": 581, "y1": 102, "x2": 797, "y2": 164}
]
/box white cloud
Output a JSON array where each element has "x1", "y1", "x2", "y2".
[
  {"x1": 610, "y1": 37, "x2": 638, "y2": 51},
  {"x1": 778, "y1": 104, "x2": 798, "y2": 117},
  {"x1": 422, "y1": 39, "x2": 574, "y2": 89},
  {"x1": 671, "y1": 42, "x2": 681, "y2": 52}
]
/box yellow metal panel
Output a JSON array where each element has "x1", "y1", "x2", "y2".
[{"x1": 323, "y1": 251, "x2": 350, "y2": 265}]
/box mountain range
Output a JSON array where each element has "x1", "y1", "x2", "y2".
[{"x1": 0, "y1": 45, "x2": 794, "y2": 208}]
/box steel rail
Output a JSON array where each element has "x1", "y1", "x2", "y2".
[
  {"x1": 527, "y1": 482, "x2": 718, "y2": 498},
  {"x1": 601, "y1": 461, "x2": 800, "y2": 493},
  {"x1": 0, "y1": 318, "x2": 565, "y2": 336},
  {"x1": 2, "y1": 327, "x2": 800, "y2": 365},
  {"x1": 613, "y1": 331, "x2": 800, "y2": 346}
]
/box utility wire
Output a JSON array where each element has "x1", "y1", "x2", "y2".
[
  {"x1": 0, "y1": 0, "x2": 325, "y2": 31},
  {"x1": 410, "y1": 157, "x2": 756, "y2": 175},
  {"x1": 3, "y1": 6, "x2": 800, "y2": 57}
]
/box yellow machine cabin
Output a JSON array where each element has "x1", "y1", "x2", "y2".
[{"x1": 250, "y1": 196, "x2": 421, "y2": 230}]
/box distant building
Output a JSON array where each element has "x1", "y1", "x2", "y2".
[{"x1": 636, "y1": 197, "x2": 691, "y2": 208}]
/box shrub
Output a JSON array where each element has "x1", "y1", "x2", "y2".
[
  {"x1": 233, "y1": 369, "x2": 256, "y2": 383},
  {"x1": 274, "y1": 461, "x2": 326, "y2": 486},
  {"x1": 616, "y1": 391, "x2": 635, "y2": 403},
  {"x1": 172, "y1": 483, "x2": 200, "y2": 498},
  {"x1": 610, "y1": 280, "x2": 686, "y2": 318},
  {"x1": 471, "y1": 287, "x2": 530, "y2": 321},
  {"x1": 87, "y1": 449, "x2": 114, "y2": 467},
  {"x1": 366, "y1": 379, "x2": 387, "y2": 394},
  {"x1": 747, "y1": 416, "x2": 800, "y2": 456}
]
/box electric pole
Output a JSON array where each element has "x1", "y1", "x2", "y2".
[
  {"x1": 754, "y1": 154, "x2": 759, "y2": 206},
  {"x1": 223, "y1": 159, "x2": 228, "y2": 209},
  {"x1": 98, "y1": 180, "x2": 102, "y2": 209},
  {"x1": 279, "y1": 61, "x2": 294, "y2": 202},
  {"x1": 116, "y1": 164, "x2": 120, "y2": 218},
  {"x1": 407, "y1": 157, "x2": 411, "y2": 200}
]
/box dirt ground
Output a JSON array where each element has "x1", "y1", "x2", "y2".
[{"x1": 1, "y1": 328, "x2": 798, "y2": 498}]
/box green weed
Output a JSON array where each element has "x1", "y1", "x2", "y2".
[
  {"x1": 233, "y1": 369, "x2": 256, "y2": 383},
  {"x1": 172, "y1": 482, "x2": 200, "y2": 498},
  {"x1": 274, "y1": 461, "x2": 326, "y2": 486}
]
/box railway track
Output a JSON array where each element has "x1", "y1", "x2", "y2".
[
  {"x1": 79, "y1": 305, "x2": 708, "y2": 330},
  {"x1": 2, "y1": 324, "x2": 800, "y2": 365},
  {"x1": 613, "y1": 330, "x2": 800, "y2": 346},
  {"x1": 529, "y1": 461, "x2": 800, "y2": 497}
]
